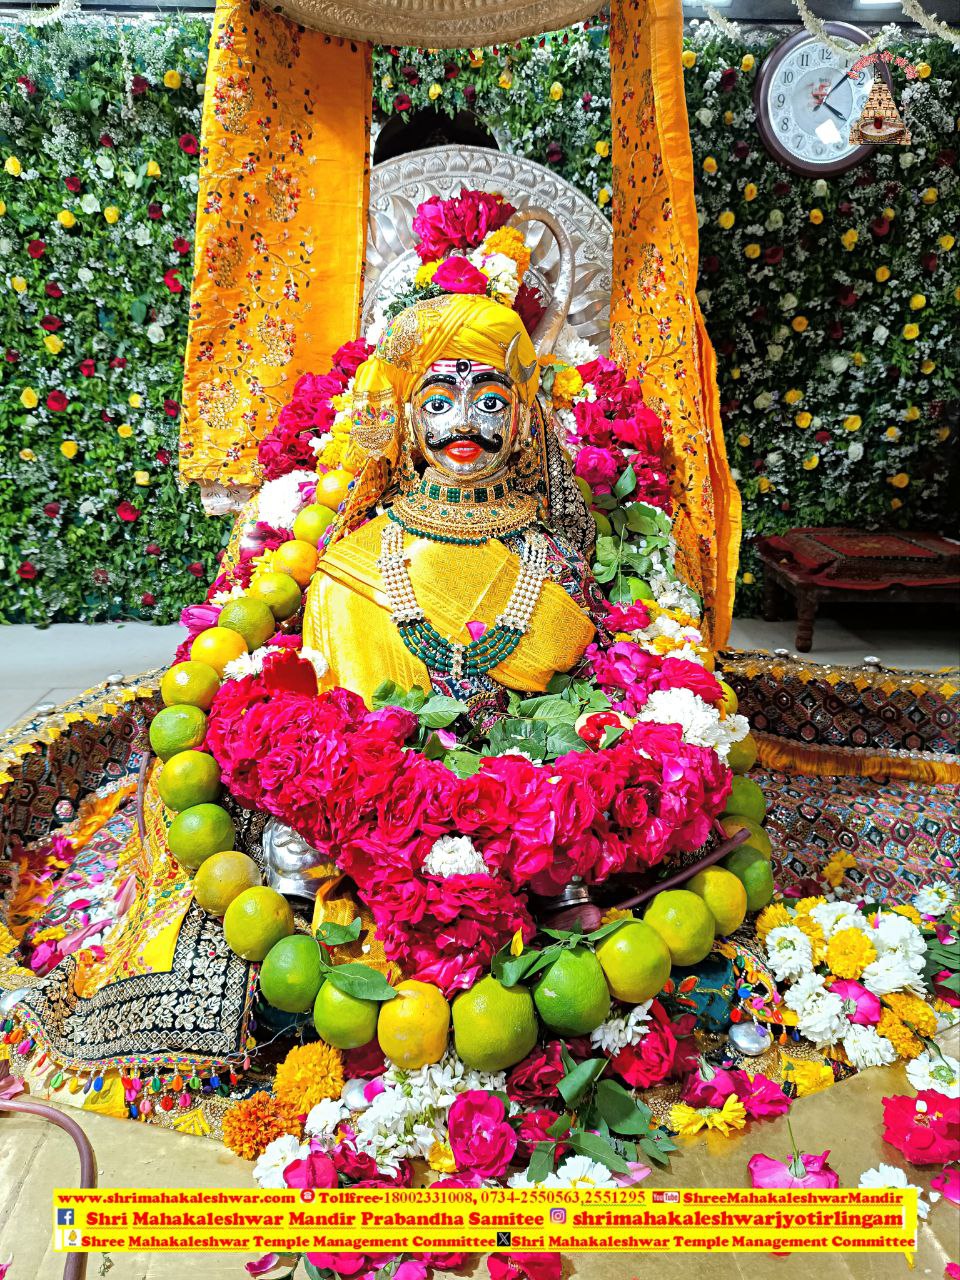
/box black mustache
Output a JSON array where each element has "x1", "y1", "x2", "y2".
[{"x1": 427, "y1": 431, "x2": 504, "y2": 453}]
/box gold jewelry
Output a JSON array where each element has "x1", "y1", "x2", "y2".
[{"x1": 389, "y1": 465, "x2": 538, "y2": 545}]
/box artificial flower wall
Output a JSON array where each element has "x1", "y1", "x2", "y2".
[{"x1": 1, "y1": 16, "x2": 957, "y2": 622}]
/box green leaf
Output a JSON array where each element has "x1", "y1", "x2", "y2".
[
  {"x1": 315, "y1": 918, "x2": 362, "y2": 947},
  {"x1": 625, "y1": 504, "x2": 659, "y2": 534},
  {"x1": 324, "y1": 963, "x2": 397, "y2": 1002},
  {"x1": 526, "y1": 1140, "x2": 556, "y2": 1184},
  {"x1": 613, "y1": 464, "x2": 637, "y2": 500},
  {"x1": 419, "y1": 694, "x2": 469, "y2": 728},
  {"x1": 547, "y1": 1113, "x2": 573, "y2": 1139},
  {"x1": 557, "y1": 1056, "x2": 607, "y2": 1108},
  {"x1": 586, "y1": 917, "x2": 633, "y2": 943},
  {"x1": 129, "y1": 300, "x2": 147, "y2": 324},
  {"x1": 595, "y1": 1079, "x2": 652, "y2": 1135},
  {"x1": 600, "y1": 724, "x2": 626, "y2": 748},
  {"x1": 566, "y1": 1127, "x2": 631, "y2": 1172}
]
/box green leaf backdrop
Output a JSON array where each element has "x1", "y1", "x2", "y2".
[{"x1": 1, "y1": 16, "x2": 956, "y2": 623}]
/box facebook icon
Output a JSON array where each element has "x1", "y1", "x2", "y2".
[{"x1": 56, "y1": 1209, "x2": 74, "y2": 1226}]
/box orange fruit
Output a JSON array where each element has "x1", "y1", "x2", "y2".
[
  {"x1": 686, "y1": 866, "x2": 748, "y2": 937},
  {"x1": 720, "y1": 814, "x2": 772, "y2": 859},
  {"x1": 190, "y1": 626, "x2": 248, "y2": 676},
  {"x1": 222, "y1": 886, "x2": 294, "y2": 961},
  {"x1": 377, "y1": 979, "x2": 450, "y2": 1069},
  {"x1": 249, "y1": 571, "x2": 303, "y2": 621},
  {"x1": 313, "y1": 979, "x2": 379, "y2": 1047},
  {"x1": 193, "y1": 851, "x2": 261, "y2": 915},
  {"x1": 451, "y1": 976, "x2": 537, "y2": 1072},
  {"x1": 727, "y1": 733, "x2": 758, "y2": 774},
  {"x1": 218, "y1": 596, "x2": 276, "y2": 651},
  {"x1": 595, "y1": 920, "x2": 672, "y2": 1003},
  {"x1": 293, "y1": 504, "x2": 337, "y2": 547},
  {"x1": 160, "y1": 660, "x2": 220, "y2": 711},
  {"x1": 271, "y1": 540, "x2": 318, "y2": 588},
  {"x1": 260, "y1": 935, "x2": 325, "y2": 1014},
  {"x1": 157, "y1": 749, "x2": 222, "y2": 811},
  {"x1": 314, "y1": 468, "x2": 354, "y2": 511}
]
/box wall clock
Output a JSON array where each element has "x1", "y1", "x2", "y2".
[{"x1": 754, "y1": 23, "x2": 889, "y2": 177}]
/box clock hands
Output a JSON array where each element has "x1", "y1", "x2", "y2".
[
  {"x1": 813, "y1": 71, "x2": 852, "y2": 112},
  {"x1": 821, "y1": 100, "x2": 845, "y2": 120}
]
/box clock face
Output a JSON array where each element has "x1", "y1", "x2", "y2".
[{"x1": 756, "y1": 26, "x2": 881, "y2": 176}]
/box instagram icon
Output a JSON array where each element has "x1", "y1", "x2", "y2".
[{"x1": 549, "y1": 1208, "x2": 567, "y2": 1224}]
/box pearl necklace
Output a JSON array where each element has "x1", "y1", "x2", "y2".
[{"x1": 378, "y1": 521, "x2": 549, "y2": 680}]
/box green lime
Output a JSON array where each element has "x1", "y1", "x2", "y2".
[
  {"x1": 720, "y1": 813, "x2": 772, "y2": 859},
  {"x1": 723, "y1": 847, "x2": 775, "y2": 912},
  {"x1": 149, "y1": 705, "x2": 208, "y2": 761},
  {"x1": 724, "y1": 776, "x2": 767, "y2": 825},
  {"x1": 643, "y1": 889, "x2": 716, "y2": 967},
  {"x1": 217, "y1": 596, "x2": 276, "y2": 651},
  {"x1": 249, "y1": 571, "x2": 303, "y2": 621},
  {"x1": 595, "y1": 920, "x2": 671, "y2": 1003},
  {"x1": 260, "y1": 934, "x2": 325, "y2": 1013},
  {"x1": 223, "y1": 886, "x2": 294, "y2": 961},
  {"x1": 160, "y1": 660, "x2": 220, "y2": 711},
  {"x1": 532, "y1": 946, "x2": 611, "y2": 1035},
  {"x1": 293, "y1": 504, "x2": 337, "y2": 547},
  {"x1": 726, "y1": 733, "x2": 758, "y2": 774},
  {"x1": 685, "y1": 866, "x2": 748, "y2": 937},
  {"x1": 313, "y1": 978, "x2": 379, "y2": 1048},
  {"x1": 157, "y1": 750, "x2": 221, "y2": 812},
  {"x1": 452, "y1": 976, "x2": 538, "y2": 1072},
  {"x1": 167, "y1": 802, "x2": 235, "y2": 871},
  {"x1": 193, "y1": 851, "x2": 261, "y2": 915}
]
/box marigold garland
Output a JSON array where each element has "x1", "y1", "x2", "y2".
[
  {"x1": 876, "y1": 1010, "x2": 925, "y2": 1060},
  {"x1": 825, "y1": 927, "x2": 877, "y2": 980},
  {"x1": 221, "y1": 1091, "x2": 303, "y2": 1161},
  {"x1": 884, "y1": 991, "x2": 938, "y2": 1038},
  {"x1": 756, "y1": 902, "x2": 791, "y2": 945},
  {"x1": 273, "y1": 1041, "x2": 345, "y2": 1114}
]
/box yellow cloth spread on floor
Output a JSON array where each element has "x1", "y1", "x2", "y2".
[
  {"x1": 179, "y1": 0, "x2": 372, "y2": 487},
  {"x1": 610, "y1": 0, "x2": 741, "y2": 647},
  {"x1": 303, "y1": 514, "x2": 595, "y2": 706}
]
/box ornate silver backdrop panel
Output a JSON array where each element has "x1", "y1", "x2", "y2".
[{"x1": 364, "y1": 145, "x2": 613, "y2": 355}]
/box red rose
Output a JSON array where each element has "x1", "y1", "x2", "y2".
[
  {"x1": 815, "y1": 430, "x2": 831, "y2": 443},
  {"x1": 447, "y1": 1090, "x2": 517, "y2": 1178},
  {"x1": 719, "y1": 68, "x2": 738, "y2": 92},
  {"x1": 178, "y1": 133, "x2": 199, "y2": 154},
  {"x1": 40, "y1": 315, "x2": 62, "y2": 332},
  {"x1": 155, "y1": 447, "x2": 171, "y2": 465},
  {"x1": 43, "y1": 502, "x2": 61, "y2": 517},
  {"x1": 506, "y1": 1041, "x2": 565, "y2": 1104},
  {"x1": 431, "y1": 255, "x2": 489, "y2": 295},
  {"x1": 17, "y1": 76, "x2": 37, "y2": 96},
  {"x1": 515, "y1": 283, "x2": 545, "y2": 336},
  {"x1": 99, "y1": 133, "x2": 114, "y2": 147},
  {"x1": 464, "y1": 84, "x2": 477, "y2": 105},
  {"x1": 393, "y1": 92, "x2": 412, "y2": 113},
  {"x1": 17, "y1": 561, "x2": 38, "y2": 580},
  {"x1": 145, "y1": 542, "x2": 162, "y2": 556},
  {"x1": 64, "y1": 175, "x2": 82, "y2": 193},
  {"x1": 187, "y1": 561, "x2": 204, "y2": 576},
  {"x1": 515, "y1": 1109, "x2": 564, "y2": 1159},
  {"x1": 545, "y1": 141, "x2": 563, "y2": 165},
  {"x1": 610, "y1": 1000, "x2": 678, "y2": 1087},
  {"x1": 110, "y1": 356, "x2": 127, "y2": 369},
  {"x1": 45, "y1": 282, "x2": 63, "y2": 299},
  {"x1": 163, "y1": 267, "x2": 182, "y2": 292},
  {"x1": 27, "y1": 240, "x2": 46, "y2": 259},
  {"x1": 46, "y1": 390, "x2": 68, "y2": 411},
  {"x1": 172, "y1": 236, "x2": 191, "y2": 255},
  {"x1": 838, "y1": 285, "x2": 858, "y2": 308},
  {"x1": 6, "y1": 349, "x2": 19, "y2": 362},
  {"x1": 828, "y1": 321, "x2": 844, "y2": 341},
  {"x1": 147, "y1": 202, "x2": 163, "y2": 220},
  {"x1": 581, "y1": 91, "x2": 593, "y2": 107},
  {"x1": 400, "y1": 65, "x2": 420, "y2": 86},
  {"x1": 922, "y1": 252, "x2": 938, "y2": 273},
  {"x1": 92, "y1": 567, "x2": 109, "y2": 585},
  {"x1": 871, "y1": 216, "x2": 890, "y2": 238},
  {"x1": 141, "y1": 592, "x2": 156, "y2": 606},
  {"x1": 79, "y1": 359, "x2": 96, "y2": 377},
  {"x1": 131, "y1": 74, "x2": 149, "y2": 97},
  {"x1": 116, "y1": 500, "x2": 141, "y2": 523},
  {"x1": 163, "y1": 398, "x2": 180, "y2": 417},
  {"x1": 444, "y1": 61, "x2": 459, "y2": 80},
  {"x1": 763, "y1": 245, "x2": 783, "y2": 266}
]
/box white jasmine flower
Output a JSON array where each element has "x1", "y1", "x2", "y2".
[
  {"x1": 905, "y1": 1051, "x2": 959, "y2": 1099},
  {"x1": 635, "y1": 687, "x2": 747, "y2": 760},
  {"x1": 553, "y1": 323, "x2": 599, "y2": 367},
  {"x1": 872, "y1": 913, "x2": 925, "y2": 962},
  {"x1": 210, "y1": 583, "x2": 246, "y2": 606},
  {"x1": 590, "y1": 1001, "x2": 653, "y2": 1054},
  {"x1": 766, "y1": 927, "x2": 813, "y2": 983},
  {"x1": 843, "y1": 1024, "x2": 897, "y2": 1071},
  {"x1": 423, "y1": 835, "x2": 487, "y2": 878},
  {"x1": 305, "y1": 1097, "x2": 348, "y2": 1140},
  {"x1": 859, "y1": 1164, "x2": 930, "y2": 1218},
  {"x1": 257, "y1": 469, "x2": 315, "y2": 529},
  {"x1": 797, "y1": 990, "x2": 850, "y2": 1048},
  {"x1": 861, "y1": 950, "x2": 925, "y2": 996},
  {"x1": 223, "y1": 644, "x2": 286, "y2": 680},
  {"x1": 253, "y1": 1134, "x2": 306, "y2": 1188},
  {"x1": 913, "y1": 881, "x2": 956, "y2": 916}
]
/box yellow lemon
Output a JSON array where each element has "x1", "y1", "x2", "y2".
[
  {"x1": 727, "y1": 733, "x2": 758, "y2": 774},
  {"x1": 720, "y1": 813, "x2": 772, "y2": 859},
  {"x1": 643, "y1": 890, "x2": 716, "y2": 967},
  {"x1": 157, "y1": 749, "x2": 222, "y2": 812},
  {"x1": 259, "y1": 935, "x2": 325, "y2": 1014},
  {"x1": 148, "y1": 705, "x2": 208, "y2": 760},
  {"x1": 595, "y1": 920, "x2": 671, "y2": 1004},
  {"x1": 685, "y1": 867, "x2": 748, "y2": 937},
  {"x1": 717, "y1": 679, "x2": 738, "y2": 715},
  {"x1": 217, "y1": 596, "x2": 276, "y2": 651},
  {"x1": 451, "y1": 976, "x2": 537, "y2": 1072},
  {"x1": 314, "y1": 468, "x2": 354, "y2": 510},
  {"x1": 167, "y1": 802, "x2": 235, "y2": 871},
  {"x1": 223, "y1": 886, "x2": 294, "y2": 961},
  {"x1": 193, "y1": 850, "x2": 261, "y2": 916},
  {"x1": 378, "y1": 979, "x2": 451, "y2": 1069},
  {"x1": 293, "y1": 504, "x2": 337, "y2": 547},
  {"x1": 531, "y1": 946, "x2": 611, "y2": 1035},
  {"x1": 160, "y1": 660, "x2": 220, "y2": 710},
  {"x1": 313, "y1": 978, "x2": 380, "y2": 1047},
  {"x1": 271, "y1": 540, "x2": 319, "y2": 588},
  {"x1": 724, "y1": 775, "x2": 767, "y2": 824},
  {"x1": 249, "y1": 571, "x2": 303, "y2": 621},
  {"x1": 190, "y1": 626, "x2": 249, "y2": 676}
]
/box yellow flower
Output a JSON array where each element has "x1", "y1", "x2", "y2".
[
  {"x1": 497, "y1": 70, "x2": 512, "y2": 90},
  {"x1": 744, "y1": 242, "x2": 760, "y2": 260},
  {"x1": 717, "y1": 209, "x2": 735, "y2": 229},
  {"x1": 891, "y1": 497, "x2": 903, "y2": 511},
  {"x1": 19, "y1": 448, "x2": 36, "y2": 462},
  {"x1": 742, "y1": 571, "x2": 754, "y2": 585},
  {"x1": 428, "y1": 83, "x2": 442, "y2": 101},
  {"x1": 730, "y1": 367, "x2": 741, "y2": 380},
  {"x1": 19, "y1": 387, "x2": 38, "y2": 409},
  {"x1": 737, "y1": 433, "x2": 751, "y2": 447},
  {"x1": 793, "y1": 896, "x2": 826, "y2": 916},
  {"x1": 843, "y1": 414, "x2": 861, "y2": 432},
  {"x1": 428, "y1": 1140, "x2": 457, "y2": 1174},
  {"x1": 57, "y1": 209, "x2": 76, "y2": 228},
  {"x1": 595, "y1": 140, "x2": 610, "y2": 158},
  {"x1": 468, "y1": 49, "x2": 484, "y2": 68},
  {"x1": 891, "y1": 903, "x2": 922, "y2": 927},
  {"x1": 146, "y1": 160, "x2": 161, "y2": 177},
  {"x1": 670, "y1": 1094, "x2": 747, "y2": 1138},
  {"x1": 826, "y1": 926, "x2": 876, "y2": 979},
  {"x1": 415, "y1": 260, "x2": 440, "y2": 287},
  {"x1": 876, "y1": 1011, "x2": 923, "y2": 1059},
  {"x1": 60, "y1": 440, "x2": 79, "y2": 459},
  {"x1": 921, "y1": 359, "x2": 936, "y2": 374},
  {"x1": 163, "y1": 69, "x2": 182, "y2": 90},
  {"x1": 681, "y1": 49, "x2": 697, "y2": 69},
  {"x1": 599, "y1": 906, "x2": 635, "y2": 927},
  {"x1": 756, "y1": 902, "x2": 792, "y2": 945},
  {"x1": 921, "y1": 187, "x2": 938, "y2": 205},
  {"x1": 482, "y1": 224, "x2": 531, "y2": 277},
  {"x1": 802, "y1": 453, "x2": 819, "y2": 471},
  {"x1": 902, "y1": 323, "x2": 919, "y2": 340},
  {"x1": 785, "y1": 388, "x2": 803, "y2": 405},
  {"x1": 875, "y1": 265, "x2": 891, "y2": 282},
  {"x1": 221, "y1": 1092, "x2": 302, "y2": 1161},
  {"x1": 909, "y1": 293, "x2": 926, "y2": 311},
  {"x1": 597, "y1": 188, "x2": 610, "y2": 208},
  {"x1": 884, "y1": 426, "x2": 901, "y2": 441},
  {"x1": 134, "y1": 470, "x2": 151, "y2": 486},
  {"x1": 936, "y1": 426, "x2": 951, "y2": 442},
  {"x1": 273, "y1": 1041, "x2": 344, "y2": 1114},
  {"x1": 889, "y1": 472, "x2": 910, "y2": 489},
  {"x1": 11, "y1": 275, "x2": 27, "y2": 294},
  {"x1": 0, "y1": 199, "x2": 6, "y2": 217},
  {"x1": 809, "y1": 207, "x2": 823, "y2": 225},
  {"x1": 939, "y1": 233, "x2": 955, "y2": 251},
  {"x1": 741, "y1": 53, "x2": 755, "y2": 72},
  {"x1": 781, "y1": 1055, "x2": 835, "y2": 1098},
  {"x1": 117, "y1": 423, "x2": 133, "y2": 439},
  {"x1": 552, "y1": 366, "x2": 584, "y2": 408},
  {"x1": 791, "y1": 315, "x2": 808, "y2": 333},
  {"x1": 840, "y1": 229, "x2": 858, "y2": 250},
  {"x1": 4, "y1": 155, "x2": 21, "y2": 177},
  {"x1": 852, "y1": 351, "x2": 864, "y2": 367},
  {"x1": 795, "y1": 411, "x2": 812, "y2": 429},
  {"x1": 549, "y1": 81, "x2": 564, "y2": 101},
  {"x1": 723, "y1": 110, "x2": 734, "y2": 125},
  {"x1": 43, "y1": 334, "x2": 63, "y2": 355},
  {"x1": 904, "y1": 405, "x2": 920, "y2": 422},
  {"x1": 104, "y1": 206, "x2": 120, "y2": 224},
  {"x1": 757, "y1": 476, "x2": 772, "y2": 494},
  {"x1": 793, "y1": 913, "x2": 827, "y2": 962},
  {"x1": 743, "y1": 182, "x2": 758, "y2": 202},
  {"x1": 917, "y1": 62, "x2": 931, "y2": 79},
  {"x1": 128, "y1": 393, "x2": 142, "y2": 409},
  {"x1": 703, "y1": 156, "x2": 718, "y2": 175}
]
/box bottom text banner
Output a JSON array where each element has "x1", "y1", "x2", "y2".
[{"x1": 52, "y1": 1186, "x2": 917, "y2": 1257}]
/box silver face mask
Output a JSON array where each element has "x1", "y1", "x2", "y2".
[{"x1": 410, "y1": 359, "x2": 520, "y2": 483}]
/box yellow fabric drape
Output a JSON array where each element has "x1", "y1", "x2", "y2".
[
  {"x1": 179, "y1": 0, "x2": 372, "y2": 487},
  {"x1": 610, "y1": 0, "x2": 741, "y2": 647},
  {"x1": 754, "y1": 732, "x2": 960, "y2": 785},
  {"x1": 303, "y1": 514, "x2": 596, "y2": 706}
]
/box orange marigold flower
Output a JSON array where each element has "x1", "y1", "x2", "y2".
[
  {"x1": 884, "y1": 991, "x2": 937, "y2": 1038},
  {"x1": 877, "y1": 1010, "x2": 924, "y2": 1060},
  {"x1": 481, "y1": 225, "x2": 532, "y2": 279},
  {"x1": 273, "y1": 1040, "x2": 345, "y2": 1114},
  {"x1": 221, "y1": 1091, "x2": 302, "y2": 1161},
  {"x1": 826, "y1": 926, "x2": 877, "y2": 979}
]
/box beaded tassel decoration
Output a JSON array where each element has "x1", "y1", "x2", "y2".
[{"x1": 378, "y1": 522, "x2": 549, "y2": 679}]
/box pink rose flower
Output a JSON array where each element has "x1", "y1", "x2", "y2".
[
  {"x1": 488, "y1": 1255, "x2": 562, "y2": 1280},
  {"x1": 412, "y1": 188, "x2": 515, "y2": 262},
  {"x1": 574, "y1": 445, "x2": 623, "y2": 492},
  {"x1": 829, "y1": 979, "x2": 882, "y2": 1025},
  {"x1": 283, "y1": 1149, "x2": 337, "y2": 1189},
  {"x1": 748, "y1": 1150, "x2": 840, "y2": 1189},
  {"x1": 932, "y1": 1165, "x2": 960, "y2": 1206},
  {"x1": 431, "y1": 255, "x2": 489, "y2": 295},
  {"x1": 730, "y1": 1069, "x2": 791, "y2": 1118},
  {"x1": 447, "y1": 1090, "x2": 518, "y2": 1178},
  {"x1": 682, "y1": 1063, "x2": 739, "y2": 1108},
  {"x1": 604, "y1": 600, "x2": 651, "y2": 633}
]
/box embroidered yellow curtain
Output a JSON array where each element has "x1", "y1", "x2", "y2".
[
  {"x1": 179, "y1": 0, "x2": 372, "y2": 488},
  {"x1": 609, "y1": 0, "x2": 741, "y2": 646}
]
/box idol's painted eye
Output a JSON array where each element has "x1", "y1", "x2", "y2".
[
  {"x1": 422, "y1": 394, "x2": 453, "y2": 415},
  {"x1": 474, "y1": 390, "x2": 509, "y2": 415}
]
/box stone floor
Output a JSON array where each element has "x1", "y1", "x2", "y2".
[{"x1": 2, "y1": 608, "x2": 957, "y2": 732}]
